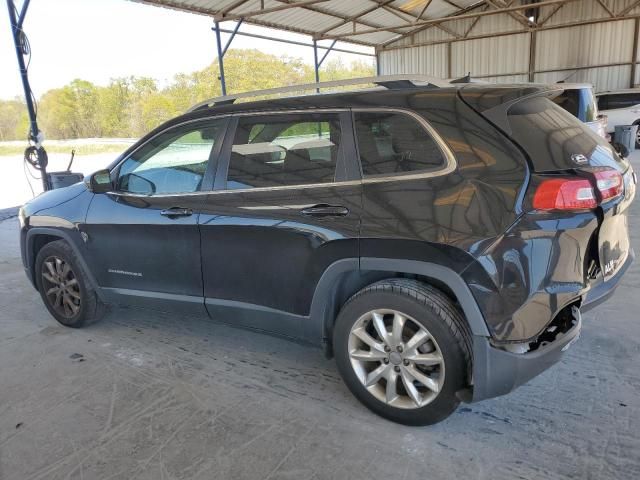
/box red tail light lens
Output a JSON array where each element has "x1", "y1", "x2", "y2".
[
  {"x1": 594, "y1": 169, "x2": 623, "y2": 201},
  {"x1": 533, "y1": 178, "x2": 597, "y2": 210}
]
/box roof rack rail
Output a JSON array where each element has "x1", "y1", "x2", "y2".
[{"x1": 187, "y1": 74, "x2": 449, "y2": 112}]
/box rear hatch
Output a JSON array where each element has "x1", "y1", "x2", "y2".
[{"x1": 460, "y1": 85, "x2": 636, "y2": 281}]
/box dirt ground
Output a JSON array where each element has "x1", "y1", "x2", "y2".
[{"x1": 1, "y1": 163, "x2": 639, "y2": 479}]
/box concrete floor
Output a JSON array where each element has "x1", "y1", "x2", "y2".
[{"x1": 1, "y1": 192, "x2": 640, "y2": 480}]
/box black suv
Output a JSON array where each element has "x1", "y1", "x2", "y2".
[{"x1": 19, "y1": 81, "x2": 636, "y2": 425}]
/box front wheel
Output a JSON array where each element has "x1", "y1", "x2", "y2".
[
  {"x1": 333, "y1": 279, "x2": 471, "y2": 426},
  {"x1": 35, "y1": 239, "x2": 105, "y2": 328}
]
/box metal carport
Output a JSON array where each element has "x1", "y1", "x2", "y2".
[{"x1": 7, "y1": 0, "x2": 639, "y2": 188}]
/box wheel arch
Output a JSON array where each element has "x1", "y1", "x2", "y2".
[
  {"x1": 309, "y1": 257, "x2": 490, "y2": 357},
  {"x1": 26, "y1": 228, "x2": 104, "y2": 300}
]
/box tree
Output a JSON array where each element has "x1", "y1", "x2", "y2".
[
  {"x1": 0, "y1": 99, "x2": 28, "y2": 141},
  {"x1": 2, "y1": 49, "x2": 376, "y2": 140}
]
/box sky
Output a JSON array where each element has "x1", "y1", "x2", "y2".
[{"x1": 1, "y1": 0, "x2": 374, "y2": 101}]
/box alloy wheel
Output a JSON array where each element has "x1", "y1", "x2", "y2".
[
  {"x1": 348, "y1": 309, "x2": 445, "y2": 409},
  {"x1": 41, "y1": 256, "x2": 81, "y2": 318}
]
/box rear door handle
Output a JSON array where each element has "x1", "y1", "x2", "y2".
[
  {"x1": 160, "y1": 207, "x2": 193, "y2": 218},
  {"x1": 300, "y1": 204, "x2": 349, "y2": 217}
]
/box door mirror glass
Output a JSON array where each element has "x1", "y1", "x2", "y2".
[{"x1": 88, "y1": 169, "x2": 113, "y2": 193}]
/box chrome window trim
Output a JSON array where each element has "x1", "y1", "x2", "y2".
[{"x1": 107, "y1": 107, "x2": 456, "y2": 198}]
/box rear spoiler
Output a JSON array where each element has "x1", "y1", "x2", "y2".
[{"x1": 459, "y1": 84, "x2": 565, "y2": 135}]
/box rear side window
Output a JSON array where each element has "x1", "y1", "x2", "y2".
[
  {"x1": 354, "y1": 111, "x2": 445, "y2": 177},
  {"x1": 227, "y1": 113, "x2": 341, "y2": 189}
]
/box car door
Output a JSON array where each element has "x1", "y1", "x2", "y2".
[
  {"x1": 83, "y1": 117, "x2": 228, "y2": 313},
  {"x1": 198, "y1": 110, "x2": 362, "y2": 340}
]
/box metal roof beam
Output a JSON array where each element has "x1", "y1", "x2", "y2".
[
  {"x1": 381, "y1": 10, "x2": 640, "y2": 51},
  {"x1": 317, "y1": 0, "x2": 394, "y2": 36},
  {"x1": 380, "y1": 1, "x2": 492, "y2": 47},
  {"x1": 319, "y1": 0, "x2": 578, "y2": 40},
  {"x1": 215, "y1": 0, "x2": 330, "y2": 21},
  {"x1": 618, "y1": 0, "x2": 640, "y2": 17},
  {"x1": 219, "y1": 0, "x2": 250, "y2": 16},
  {"x1": 215, "y1": 26, "x2": 375, "y2": 56},
  {"x1": 485, "y1": 0, "x2": 533, "y2": 27},
  {"x1": 594, "y1": 0, "x2": 615, "y2": 18}
]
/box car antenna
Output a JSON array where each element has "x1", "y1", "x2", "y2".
[{"x1": 66, "y1": 149, "x2": 75, "y2": 172}]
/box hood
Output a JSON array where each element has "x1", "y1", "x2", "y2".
[{"x1": 22, "y1": 182, "x2": 89, "y2": 216}]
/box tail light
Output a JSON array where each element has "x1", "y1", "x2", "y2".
[
  {"x1": 533, "y1": 178, "x2": 597, "y2": 210},
  {"x1": 532, "y1": 168, "x2": 623, "y2": 211},
  {"x1": 594, "y1": 169, "x2": 623, "y2": 201}
]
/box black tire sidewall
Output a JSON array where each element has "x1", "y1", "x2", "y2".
[
  {"x1": 35, "y1": 241, "x2": 95, "y2": 328},
  {"x1": 334, "y1": 289, "x2": 466, "y2": 426}
]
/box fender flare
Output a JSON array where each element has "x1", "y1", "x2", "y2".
[
  {"x1": 25, "y1": 227, "x2": 105, "y2": 301},
  {"x1": 309, "y1": 257, "x2": 490, "y2": 346}
]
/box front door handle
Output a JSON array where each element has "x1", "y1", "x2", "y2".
[
  {"x1": 160, "y1": 207, "x2": 193, "y2": 218},
  {"x1": 300, "y1": 204, "x2": 349, "y2": 217}
]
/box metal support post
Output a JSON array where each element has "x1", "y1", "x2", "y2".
[
  {"x1": 6, "y1": 0, "x2": 48, "y2": 191},
  {"x1": 214, "y1": 21, "x2": 227, "y2": 96}
]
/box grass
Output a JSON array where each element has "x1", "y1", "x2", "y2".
[{"x1": 0, "y1": 143, "x2": 132, "y2": 156}]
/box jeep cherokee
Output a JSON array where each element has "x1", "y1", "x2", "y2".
[{"x1": 19, "y1": 80, "x2": 636, "y2": 425}]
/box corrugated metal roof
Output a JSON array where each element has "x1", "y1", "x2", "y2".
[{"x1": 130, "y1": 0, "x2": 520, "y2": 47}]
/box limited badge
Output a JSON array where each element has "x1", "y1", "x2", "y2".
[{"x1": 571, "y1": 153, "x2": 588, "y2": 165}]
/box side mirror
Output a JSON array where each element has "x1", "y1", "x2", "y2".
[{"x1": 87, "y1": 169, "x2": 113, "y2": 194}]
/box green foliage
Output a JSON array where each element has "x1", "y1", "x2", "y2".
[
  {"x1": 0, "y1": 49, "x2": 374, "y2": 140},
  {"x1": 0, "y1": 98, "x2": 29, "y2": 141}
]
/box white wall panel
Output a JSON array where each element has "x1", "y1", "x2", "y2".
[
  {"x1": 379, "y1": 45, "x2": 448, "y2": 78},
  {"x1": 534, "y1": 66, "x2": 632, "y2": 92},
  {"x1": 536, "y1": 20, "x2": 634, "y2": 70},
  {"x1": 451, "y1": 34, "x2": 529, "y2": 77},
  {"x1": 380, "y1": 0, "x2": 639, "y2": 92}
]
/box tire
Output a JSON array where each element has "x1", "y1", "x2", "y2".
[
  {"x1": 35, "y1": 239, "x2": 105, "y2": 328},
  {"x1": 634, "y1": 121, "x2": 640, "y2": 149},
  {"x1": 333, "y1": 279, "x2": 471, "y2": 426}
]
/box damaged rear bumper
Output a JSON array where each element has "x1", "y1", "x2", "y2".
[{"x1": 466, "y1": 305, "x2": 582, "y2": 403}]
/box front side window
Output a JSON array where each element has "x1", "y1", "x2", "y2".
[
  {"x1": 227, "y1": 113, "x2": 342, "y2": 189},
  {"x1": 354, "y1": 111, "x2": 445, "y2": 177},
  {"x1": 117, "y1": 120, "x2": 224, "y2": 195}
]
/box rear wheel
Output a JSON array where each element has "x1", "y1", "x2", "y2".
[
  {"x1": 35, "y1": 240, "x2": 105, "y2": 328},
  {"x1": 634, "y1": 121, "x2": 640, "y2": 148},
  {"x1": 333, "y1": 279, "x2": 471, "y2": 426}
]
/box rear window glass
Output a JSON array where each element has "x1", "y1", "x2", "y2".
[
  {"x1": 354, "y1": 111, "x2": 445, "y2": 177},
  {"x1": 508, "y1": 96, "x2": 624, "y2": 171},
  {"x1": 552, "y1": 88, "x2": 597, "y2": 122}
]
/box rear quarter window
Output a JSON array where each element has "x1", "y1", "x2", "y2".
[{"x1": 354, "y1": 111, "x2": 446, "y2": 178}]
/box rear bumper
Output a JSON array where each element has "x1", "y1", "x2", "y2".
[
  {"x1": 468, "y1": 306, "x2": 581, "y2": 403},
  {"x1": 582, "y1": 248, "x2": 634, "y2": 312}
]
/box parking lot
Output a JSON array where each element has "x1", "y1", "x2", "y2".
[{"x1": 1, "y1": 157, "x2": 639, "y2": 480}]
